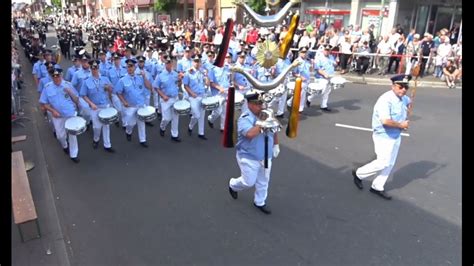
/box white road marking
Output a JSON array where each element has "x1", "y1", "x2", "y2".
[{"x1": 335, "y1": 123, "x2": 410, "y2": 137}]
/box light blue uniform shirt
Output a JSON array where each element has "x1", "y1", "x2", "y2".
[
  {"x1": 244, "y1": 55, "x2": 254, "y2": 67},
  {"x1": 293, "y1": 57, "x2": 311, "y2": 81},
  {"x1": 201, "y1": 52, "x2": 209, "y2": 65},
  {"x1": 36, "y1": 62, "x2": 59, "y2": 80},
  {"x1": 115, "y1": 74, "x2": 148, "y2": 107},
  {"x1": 203, "y1": 61, "x2": 215, "y2": 73},
  {"x1": 37, "y1": 76, "x2": 52, "y2": 93},
  {"x1": 71, "y1": 68, "x2": 92, "y2": 91},
  {"x1": 79, "y1": 75, "x2": 112, "y2": 106},
  {"x1": 106, "y1": 51, "x2": 113, "y2": 61},
  {"x1": 275, "y1": 58, "x2": 291, "y2": 75},
  {"x1": 233, "y1": 62, "x2": 251, "y2": 87},
  {"x1": 153, "y1": 69, "x2": 180, "y2": 97},
  {"x1": 236, "y1": 111, "x2": 275, "y2": 161},
  {"x1": 99, "y1": 61, "x2": 112, "y2": 77},
  {"x1": 154, "y1": 61, "x2": 166, "y2": 77},
  {"x1": 32, "y1": 60, "x2": 45, "y2": 77},
  {"x1": 372, "y1": 90, "x2": 411, "y2": 139},
  {"x1": 209, "y1": 64, "x2": 231, "y2": 96},
  {"x1": 254, "y1": 64, "x2": 272, "y2": 82},
  {"x1": 183, "y1": 68, "x2": 206, "y2": 96},
  {"x1": 65, "y1": 65, "x2": 81, "y2": 82},
  {"x1": 120, "y1": 56, "x2": 136, "y2": 68},
  {"x1": 39, "y1": 80, "x2": 78, "y2": 117},
  {"x1": 135, "y1": 67, "x2": 153, "y2": 97},
  {"x1": 177, "y1": 57, "x2": 193, "y2": 73},
  {"x1": 107, "y1": 65, "x2": 127, "y2": 87},
  {"x1": 314, "y1": 55, "x2": 336, "y2": 79}
]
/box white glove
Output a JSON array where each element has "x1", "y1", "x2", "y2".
[{"x1": 273, "y1": 144, "x2": 280, "y2": 158}]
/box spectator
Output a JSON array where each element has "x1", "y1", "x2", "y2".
[
  {"x1": 442, "y1": 59, "x2": 461, "y2": 89},
  {"x1": 387, "y1": 35, "x2": 406, "y2": 74},
  {"x1": 339, "y1": 35, "x2": 353, "y2": 74},
  {"x1": 404, "y1": 33, "x2": 421, "y2": 75},
  {"x1": 376, "y1": 35, "x2": 392, "y2": 75},
  {"x1": 355, "y1": 41, "x2": 371, "y2": 75}
]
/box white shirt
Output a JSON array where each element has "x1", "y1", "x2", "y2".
[
  {"x1": 378, "y1": 41, "x2": 392, "y2": 55},
  {"x1": 213, "y1": 33, "x2": 223, "y2": 46}
]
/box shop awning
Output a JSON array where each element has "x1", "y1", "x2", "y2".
[{"x1": 305, "y1": 9, "x2": 350, "y2": 15}]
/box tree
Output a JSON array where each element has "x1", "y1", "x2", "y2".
[
  {"x1": 51, "y1": 0, "x2": 62, "y2": 9},
  {"x1": 248, "y1": 0, "x2": 266, "y2": 15},
  {"x1": 153, "y1": 0, "x2": 176, "y2": 13}
]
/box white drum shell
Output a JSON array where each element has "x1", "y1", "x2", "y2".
[
  {"x1": 98, "y1": 107, "x2": 119, "y2": 124},
  {"x1": 173, "y1": 100, "x2": 191, "y2": 115},
  {"x1": 201, "y1": 96, "x2": 220, "y2": 111},
  {"x1": 137, "y1": 106, "x2": 157, "y2": 122},
  {"x1": 65, "y1": 116, "x2": 87, "y2": 135}
]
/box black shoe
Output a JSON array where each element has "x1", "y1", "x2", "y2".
[
  {"x1": 145, "y1": 121, "x2": 154, "y2": 127},
  {"x1": 115, "y1": 121, "x2": 120, "y2": 127},
  {"x1": 229, "y1": 187, "x2": 238, "y2": 199},
  {"x1": 53, "y1": 131, "x2": 57, "y2": 138},
  {"x1": 63, "y1": 147, "x2": 69, "y2": 154},
  {"x1": 160, "y1": 128, "x2": 165, "y2": 137},
  {"x1": 352, "y1": 169, "x2": 363, "y2": 190},
  {"x1": 198, "y1": 134, "x2": 208, "y2": 140},
  {"x1": 123, "y1": 126, "x2": 126, "y2": 131},
  {"x1": 220, "y1": 129, "x2": 224, "y2": 133},
  {"x1": 92, "y1": 141, "x2": 99, "y2": 149},
  {"x1": 306, "y1": 100, "x2": 311, "y2": 108},
  {"x1": 275, "y1": 114, "x2": 284, "y2": 118},
  {"x1": 253, "y1": 203, "x2": 272, "y2": 214},
  {"x1": 104, "y1": 147, "x2": 115, "y2": 153},
  {"x1": 320, "y1": 107, "x2": 332, "y2": 112},
  {"x1": 188, "y1": 127, "x2": 192, "y2": 136},
  {"x1": 208, "y1": 120, "x2": 214, "y2": 128},
  {"x1": 369, "y1": 188, "x2": 392, "y2": 200},
  {"x1": 140, "y1": 141, "x2": 149, "y2": 148},
  {"x1": 70, "y1": 157, "x2": 80, "y2": 163},
  {"x1": 126, "y1": 133, "x2": 132, "y2": 141},
  {"x1": 171, "y1": 136, "x2": 182, "y2": 142}
]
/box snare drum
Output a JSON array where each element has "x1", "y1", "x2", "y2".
[
  {"x1": 234, "y1": 92, "x2": 244, "y2": 110},
  {"x1": 98, "y1": 107, "x2": 119, "y2": 125},
  {"x1": 201, "y1": 96, "x2": 220, "y2": 111},
  {"x1": 269, "y1": 84, "x2": 286, "y2": 98},
  {"x1": 307, "y1": 79, "x2": 328, "y2": 95},
  {"x1": 330, "y1": 76, "x2": 347, "y2": 90},
  {"x1": 137, "y1": 106, "x2": 157, "y2": 122},
  {"x1": 173, "y1": 100, "x2": 191, "y2": 115},
  {"x1": 65, "y1": 116, "x2": 87, "y2": 135}
]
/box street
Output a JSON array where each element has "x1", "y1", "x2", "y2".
[{"x1": 12, "y1": 28, "x2": 461, "y2": 265}]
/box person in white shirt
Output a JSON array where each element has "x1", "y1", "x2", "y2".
[
  {"x1": 298, "y1": 31, "x2": 311, "y2": 49},
  {"x1": 376, "y1": 36, "x2": 393, "y2": 75}
]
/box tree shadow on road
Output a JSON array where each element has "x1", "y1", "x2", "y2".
[{"x1": 387, "y1": 160, "x2": 447, "y2": 191}]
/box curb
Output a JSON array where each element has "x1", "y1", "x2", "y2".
[{"x1": 343, "y1": 75, "x2": 462, "y2": 89}]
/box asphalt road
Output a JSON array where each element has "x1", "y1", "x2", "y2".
[{"x1": 16, "y1": 28, "x2": 461, "y2": 265}]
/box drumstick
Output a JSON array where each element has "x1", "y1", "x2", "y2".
[
  {"x1": 286, "y1": 77, "x2": 302, "y2": 138},
  {"x1": 222, "y1": 86, "x2": 236, "y2": 148},
  {"x1": 279, "y1": 13, "x2": 299, "y2": 59},
  {"x1": 214, "y1": 18, "x2": 234, "y2": 68}
]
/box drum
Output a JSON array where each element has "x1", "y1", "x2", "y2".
[
  {"x1": 137, "y1": 106, "x2": 157, "y2": 122},
  {"x1": 269, "y1": 84, "x2": 286, "y2": 98},
  {"x1": 98, "y1": 107, "x2": 119, "y2": 125},
  {"x1": 65, "y1": 116, "x2": 87, "y2": 135},
  {"x1": 330, "y1": 76, "x2": 347, "y2": 90},
  {"x1": 286, "y1": 81, "x2": 295, "y2": 97},
  {"x1": 234, "y1": 92, "x2": 244, "y2": 110},
  {"x1": 307, "y1": 79, "x2": 328, "y2": 95},
  {"x1": 173, "y1": 100, "x2": 191, "y2": 115},
  {"x1": 201, "y1": 96, "x2": 220, "y2": 111}
]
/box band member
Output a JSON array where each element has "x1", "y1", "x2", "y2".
[
  {"x1": 273, "y1": 53, "x2": 293, "y2": 118},
  {"x1": 228, "y1": 90, "x2": 280, "y2": 214},
  {"x1": 308, "y1": 44, "x2": 337, "y2": 112},
  {"x1": 71, "y1": 53, "x2": 94, "y2": 124},
  {"x1": 107, "y1": 53, "x2": 128, "y2": 127},
  {"x1": 177, "y1": 46, "x2": 193, "y2": 74},
  {"x1": 64, "y1": 55, "x2": 81, "y2": 82},
  {"x1": 37, "y1": 62, "x2": 56, "y2": 94},
  {"x1": 291, "y1": 47, "x2": 312, "y2": 113},
  {"x1": 208, "y1": 53, "x2": 232, "y2": 132},
  {"x1": 352, "y1": 75, "x2": 412, "y2": 200},
  {"x1": 80, "y1": 60, "x2": 115, "y2": 153},
  {"x1": 233, "y1": 51, "x2": 252, "y2": 113},
  {"x1": 39, "y1": 68, "x2": 81, "y2": 162},
  {"x1": 135, "y1": 55, "x2": 155, "y2": 126},
  {"x1": 98, "y1": 50, "x2": 111, "y2": 77},
  {"x1": 153, "y1": 56, "x2": 183, "y2": 142},
  {"x1": 183, "y1": 55, "x2": 209, "y2": 140},
  {"x1": 115, "y1": 58, "x2": 153, "y2": 147}
]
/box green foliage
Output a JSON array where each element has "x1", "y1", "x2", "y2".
[
  {"x1": 248, "y1": 0, "x2": 266, "y2": 15},
  {"x1": 51, "y1": 0, "x2": 61, "y2": 8},
  {"x1": 153, "y1": 0, "x2": 176, "y2": 12}
]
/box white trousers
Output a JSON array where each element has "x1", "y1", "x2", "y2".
[
  {"x1": 52, "y1": 116, "x2": 79, "y2": 158},
  {"x1": 208, "y1": 93, "x2": 227, "y2": 130},
  {"x1": 123, "y1": 106, "x2": 146, "y2": 142},
  {"x1": 160, "y1": 97, "x2": 179, "y2": 138},
  {"x1": 111, "y1": 94, "x2": 126, "y2": 126},
  {"x1": 90, "y1": 108, "x2": 111, "y2": 148},
  {"x1": 356, "y1": 134, "x2": 401, "y2": 191},
  {"x1": 188, "y1": 96, "x2": 205, "y2": 135},
  {"x1": 307, "y1": 83, "x2": 332, "y2": 109},
  {"x1": 78, "y1": 97, "x2": 91, "y2": 124},
  {"x1": 229, "y1": 154, "x2": 272, "y2": 206},
  {"x1": 287, "y1": 82, "x2": 308, "y2": 112},
  {"x1": 153, "y1": 90, "x2": 160, "y2": 111}
]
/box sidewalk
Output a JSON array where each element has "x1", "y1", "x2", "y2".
[
  {"x1": 11, "y1": 38, "x2": 70, "y2": 266},
  {"x1": 339, "y1": 71, "x2": 462, "y2": 89}
]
